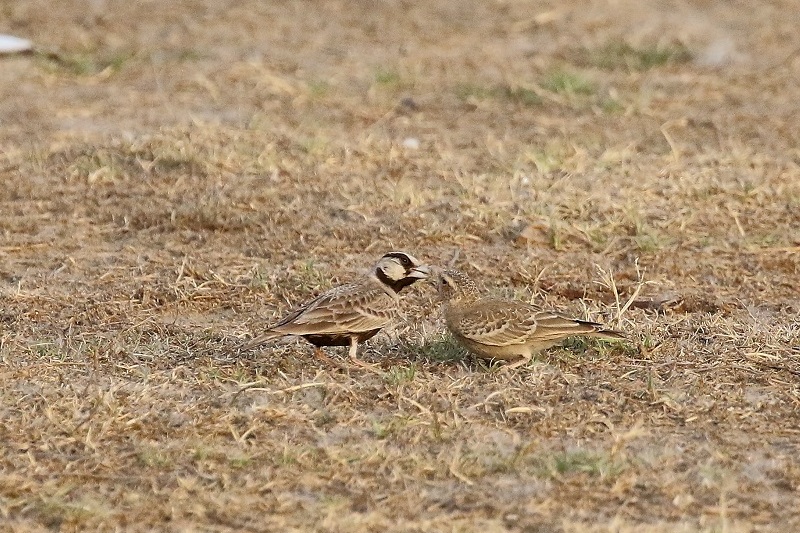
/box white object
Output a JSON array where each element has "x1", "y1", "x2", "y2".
[
  {"x1": 402, "y1": 137, "x2": 420, "y2": 150},
  {"x1": 0, "y1": 34, "x2": 33, "y2": 54}
]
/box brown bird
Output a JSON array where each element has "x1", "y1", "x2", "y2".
[
  {"x1": 437, "y1": 268, "x2": 625, "y2": 370},
  {"x1": 241, "y1": 252, "x2": 430, "y2": 367}
]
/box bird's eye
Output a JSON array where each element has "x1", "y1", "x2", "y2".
[{"x1": 400, "y1": 256, "x2": 411, "y2": 267}]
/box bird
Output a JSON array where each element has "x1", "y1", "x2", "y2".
[
  {"x1": 436, "y1": 268, "x2": 625, "y2": 370},
  {"x1": 240, "y1": 252, "x2": 431, "y2": 367}
]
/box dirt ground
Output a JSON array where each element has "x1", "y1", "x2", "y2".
[{"x1": 2, "y1": 0, "x2": 800, "y2": 531}]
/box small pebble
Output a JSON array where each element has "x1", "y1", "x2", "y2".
[{"x1": 402, "y1": 137, "x2": 420, "y2": 150}]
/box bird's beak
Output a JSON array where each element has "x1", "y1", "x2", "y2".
[{"x1": 408, "y1": 264, "x2": 431, "y2": 279}]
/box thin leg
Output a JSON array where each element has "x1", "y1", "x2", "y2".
[
  {"x1": 348, "y1": 337, "x2": 358, "y2": 360},
  {"x1": 347, "y1": 337, "x2": 380, "y2": 370},
  {"x1": 313, "y1": 347, "x2": 333, "y2": 363},
  {"x1": 314, "y1": 347, "x2": 347, "y2": 371},
  {"x1": 500, "y1": 351, "x2": 532, "y2": 372}
]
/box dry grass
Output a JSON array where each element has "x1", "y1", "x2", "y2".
[{"x1": 2, "y1": 0, "x2": 800, "y2": 531}]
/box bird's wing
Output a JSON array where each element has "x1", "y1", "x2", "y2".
[
  {"x1": 452, "y1": 299, "x2": 605, "y2": 347},
  {"x1": 270, "y1": 280, "x2": 397, "y2": 336},
  {"x1": 451, "y1": 300, "x2": 539, "y2": 347}
]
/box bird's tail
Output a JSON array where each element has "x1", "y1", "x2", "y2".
[
  {"x1": 585, "y1": 325, "x2": 626, "y2": 341},
  {"x1": 238, "y1": 330, "x2": 284, "y2": 351},
  {"x1": 520, "y1": 315, "x2": 624, "y2": 354},
  {"x1": 539, "y1": 315, "x2": 625, "y2": 342},
  {"x1": 592, "y1": 329, "x2": 628, "y2": 341}
]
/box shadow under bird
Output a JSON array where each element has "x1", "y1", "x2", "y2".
[
  {"x1": 437, "y1": 268, "x2": 625, "y2": 370},
  {"x1": 241, "y1": 252, "x2": 430, "y2": 366}
]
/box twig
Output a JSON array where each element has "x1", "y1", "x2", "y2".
[
  {"x1": 595, "y1": 260, "x2": 647, "y2": 327},
  {"x1": 228, "y1": 380, "x2": 327, "y2": 405},
  {"x1": 449, "y1": 443, "x2": 474, "y2": 485}
]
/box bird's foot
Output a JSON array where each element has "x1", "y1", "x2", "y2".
[
  {"x1": 498, "y1": 356, "x2": 531, "y2": 372},
  {"x1": 314, "y1": 348, "x2": 348, "y2": 371},
  {"x1": 348, "y1": 355, "x2": 382, "y2": 373}
]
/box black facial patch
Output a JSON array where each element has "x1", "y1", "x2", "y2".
[
  {"x1": 376, "y1": 268, "x2": 421, "y2": 293},
  {"x1": 383, "y1": 252, "x2": 413, "y2": 269}
]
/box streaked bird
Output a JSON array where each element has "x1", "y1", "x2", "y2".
[
  {"x1": 241, "y1": 252, "x2": 430, "y2": 367},
  {"x1": 437, "y1": 268, "x2": 624, "y2": 370}
]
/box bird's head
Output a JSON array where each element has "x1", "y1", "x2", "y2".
[
  {"x1": 373, "y1": 251, "x2": 430, "y2": 292},
  {"x1": 436, "y1": 268, "x2": 480, "y2": 303}
]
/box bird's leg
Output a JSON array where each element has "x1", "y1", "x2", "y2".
[
  {"x1": 313, "y1": 347, "x2": 332, "y2": 363},
  {"x1": 500, "y1": 351, "x2": 532, "y2": 372},
  {"x1": 347, "y1": 337, "x2": 380, "y2": 370},
  {"x1": 313, "y1": 347, "x2": 348, "y2": 371}
]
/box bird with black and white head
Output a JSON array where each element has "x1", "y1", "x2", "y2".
[{"x1": 241, "y1": 251, "x2": 430, "y2": 367}]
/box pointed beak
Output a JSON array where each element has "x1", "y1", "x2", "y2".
[{"x1": 408, "y1": 264, "x2": 431, "y2": 279}]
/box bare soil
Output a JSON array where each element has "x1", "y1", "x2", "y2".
[{"x1": 2, "y1": 1, "x2": 800, "y2": 531}]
